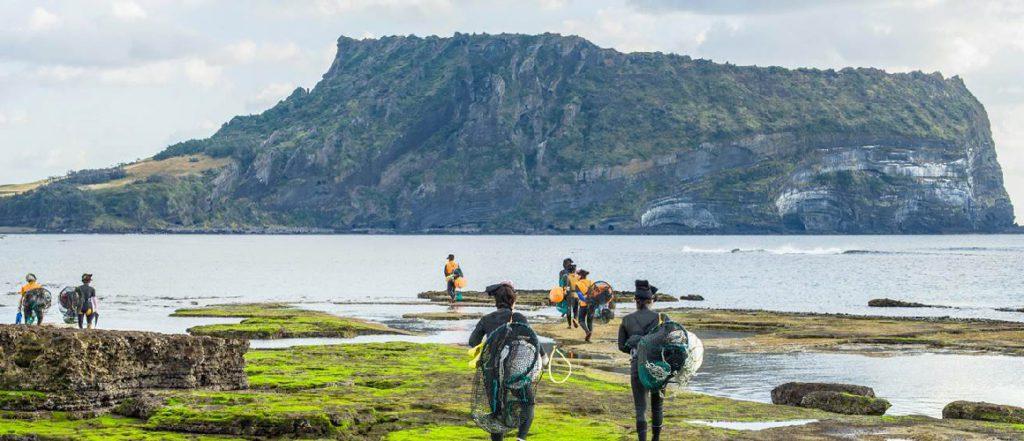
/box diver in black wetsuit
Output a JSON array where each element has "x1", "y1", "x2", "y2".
[
  {"x1": 617, "y1": 280, "x2": 664, "y2": 441},
  {"x1": 468, "y1": 282, "x2": 542, "y2": 441},
  {"x1": 75, "y1": 273, "x2": 98, "y2": 329}
]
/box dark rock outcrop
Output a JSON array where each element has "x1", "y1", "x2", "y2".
[
  {"x1": 799, "y1": 391, "x2": 891, "y2": 415},
  {"x1": 679, "y1": 295, "x2": 705, "y2": 301},
  {"x1": 996, "y1": 307, "x2": 1024, "y2": 313},
  {"x1": 868, "y1": 298, "x2": 940, "y2": 308},
  {"x1": 0, "y1": 325, "x2": 247, "y2": 411},
  {"x1": 771, "y1": 382, "x2": 875, "y2": 407},
  {"x1": 943, "y1": 401, "x2": 1024, "y2": 424},
  {"x1": 0, "y1": 33, "x2": 1012, "y2": 234}
]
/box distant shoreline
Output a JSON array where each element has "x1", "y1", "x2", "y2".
[{"x1": 2, "y1": 226, "x2": 1022, "y2": 236}]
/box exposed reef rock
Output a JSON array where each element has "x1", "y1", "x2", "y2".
[
  {"x1": 772, "y1": 382, "x2": 876, "y2": 407},
  {"x1": 799, "y1": 391, "x2": 891, "y2": 415},
  {"x1": 868, "y1": 298, "x2": 944, "y2": 308},
  {"x1": 0, "y1": 33, "x2": 1012, "y2": 233},
  {"x1": 0, "y1": 325, "x2": 247, "y2": 411},
  {"x1": 943, "y1": 401, "x2": 1024, "y2": 424}
]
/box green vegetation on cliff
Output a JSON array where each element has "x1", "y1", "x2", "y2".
[{"x1": 0, "y1": 33, "x2": 1012, "y2": 233}]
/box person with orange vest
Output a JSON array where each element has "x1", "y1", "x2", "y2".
[
  {"x1": 443, "y1": 254, "x2": 461, "y2": 303},
  {"x1": 575, "y1": 269, "x2": 595, "y2": 342},
  {"x1": 19, "y1": 273, "x2": 44, "y2": 325}
]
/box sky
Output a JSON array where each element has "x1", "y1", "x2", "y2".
[{"x1": 1, "y1": 0, "x2": 1023, "y2": 219}]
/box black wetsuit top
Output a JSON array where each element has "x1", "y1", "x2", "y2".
[
  {"x1": 468, "y1": 308, "x2": 529, "y2": 347},
  {"x1": 617, "y1": 308, "x2": 662, "y2": 370},
  {"x1": 75, "y1": 284, "x2": 96, "y2": 313}
]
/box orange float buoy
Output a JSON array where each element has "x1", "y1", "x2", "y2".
[
  {"x1": 548, "y1": 287, "x2": 564, "y2": 303},
  {"x1": 454, "y1": 277, "x2": 467, "y2": 289}
]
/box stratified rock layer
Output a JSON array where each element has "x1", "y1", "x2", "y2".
[{"x1": 0, "y1": 325, "x2": 247, "y2": 411}]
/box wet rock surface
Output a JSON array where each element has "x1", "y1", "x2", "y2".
[
  {"x1": 868, "y1": 298, "x2": 942, "y2": 308},
  {"x1": 772, "y1": 382, "x2": 876, "y2": 407},
  {"x1": 942, "y1": 401, "x2": 1024, "y2": 424},
  {"x1": 799, "y1": 391, "x2": 891, "y2": 415},
  {"x1": 0, "y1": 325, "x2": 247, "y2": 411}
]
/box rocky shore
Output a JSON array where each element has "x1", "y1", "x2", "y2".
[{"x1": 1, "y1": 305, "x2": 1023, "y2": 440}]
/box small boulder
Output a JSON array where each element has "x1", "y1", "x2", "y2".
[
  {"x1": 771, "y1": 382, "x2": 875, "y2": 406},
  {"x1": 112, "y1": 394, "x2": 166, "y2": 420},
  {"x1": 679, "y1": 295, "x2": 705, "y2": 301},
  {"x1": 942, "y1": 401, "x2": 1024, "y2": 424},
  {"x1": 868, "y1": 298, "x2": 930, "y2": 308},
  {"x1": 799, "y1": 391, "x2": 891, "y2": 415}
]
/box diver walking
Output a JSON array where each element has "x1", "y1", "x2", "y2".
[
  {"x1": 618, "y1": 280, "x2": 664, "y2": 441},
  {"x1": 75, "y1": 274, "x2": 98, "y2": 329},
  {"x1": 19, "y1": 274, "x2": 45, "y2": 325},
  {"x1": 468, "y1": 281, "x2": 544, "y2": 441},
  {"x1": 562, "y1": 263, "x2": 579, "y2": 329},
  {"x1": 575, "y1": 269, "x2": 595, "y2": 342},
  {"x1": 443, "y1": 254, "x2": 461, "y2": 303}
]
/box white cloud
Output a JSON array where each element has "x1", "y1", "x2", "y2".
[
  {"x1": 111, "y1": 0, "x2": 148, "y2": 21},
  {"x1": 0, "y1": 111, "x2": 28, "y2": 127},
  {"x1": 32, "y1": 58, "x2": 220, "y2": 87},
  {"x1": 313, "y1": 0, "x2": 453, "y2": 16},
  {"x1": 222, "y1": 40, "x2": 302, "y2": 65},
  {"x1": 183, "y1": 58, "x2": 222, "y2": 87},
  {"x1": 27, "y1": 7, "x2": 61, "y2": 31}
]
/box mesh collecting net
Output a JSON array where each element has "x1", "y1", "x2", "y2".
[
  {"x1": 471, "y1": 322, "x2": 542, "y2": 434},
  {"x1": 636, "y1": 318, "x2": 704, "y2": 390}
]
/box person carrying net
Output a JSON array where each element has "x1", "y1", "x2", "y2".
[
  {"x1": 618, "y1": 280, "x2": 704, "y2": 441},
  {"x1": 468, "y1": 281, "x2": 545, "y2": 441}
]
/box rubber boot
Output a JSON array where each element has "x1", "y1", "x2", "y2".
[
  {"x1": 652, "y1": 425, "x2": 661, "y2": 441},
  {"x1": 636, "y1": 420, "x2": 647, "y2": 441}
]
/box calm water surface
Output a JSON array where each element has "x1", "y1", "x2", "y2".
[{"x1": 2, "y1": 234, "x2": 1023, "y2": 417}]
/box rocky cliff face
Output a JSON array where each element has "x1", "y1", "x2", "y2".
[
  {"x1": 0, "y1": 325, "x2": 247, "y2": 411},
  {"x1": 0, "y1": 33, "x2": 1013, "y2": 233}
]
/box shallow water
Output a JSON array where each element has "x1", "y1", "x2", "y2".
[
  {"x1": 1, "y1": 234, "x2": 1023, "y2": 320},
  {"x1": 689, "y1": 349, "x2": 1024, "y2": 417},
  {"x1": 2, "y1": 234, "x2": 1023, "y2": 417}
]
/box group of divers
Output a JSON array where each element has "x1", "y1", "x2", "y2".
[
  {"x1": 445, "y1": 255, "x2": 702, "y2": 441},
  {"x1": 13, "y1": 272, "x2": 99, "y2": 329}
]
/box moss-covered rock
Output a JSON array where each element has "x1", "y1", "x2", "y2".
[
  {"x1": 942, "y1": 401, "x2": 1024, "y2": 424},
  {"x1": 799, "y1": 391, "x2": 891, "y2": 415},
  {"x1": 173, "y1": 303, "x2": 409, "y2": 339}
]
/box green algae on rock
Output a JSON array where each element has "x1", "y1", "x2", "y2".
[
  {"x1": 173, "y1": 303, "x2": 409, "y2": 339},
  {"x1": 3, "y1": 340, "x2": 1024, "y2": 440},
  {"x1": 401, "y1": 311, "x2": 484, "y2": 321}
]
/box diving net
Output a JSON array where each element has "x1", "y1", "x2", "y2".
[
  {"x1": 22, "y1": 288, "x2": 52, "y2": 324},
  {"x1": 471, "y1": 321, "x2": 542, "y2": 435},
  {"x1": 636, "y1": 316, "x2": 704, "y2": 390},
  {"x1": 588, "y1": 281, "x2": 616, "y2": 324},
  {"x1": 58, "y1": 287, "x2": 80, "y2": 324}
]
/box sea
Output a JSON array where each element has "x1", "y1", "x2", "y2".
[{"x1": 1, "y1": 234, "x2": 1022, "y2": 417}]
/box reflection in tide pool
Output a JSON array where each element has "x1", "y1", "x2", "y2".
[{"x1": 688, "y1": 349, "x2": 1024, "y2": 417}]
